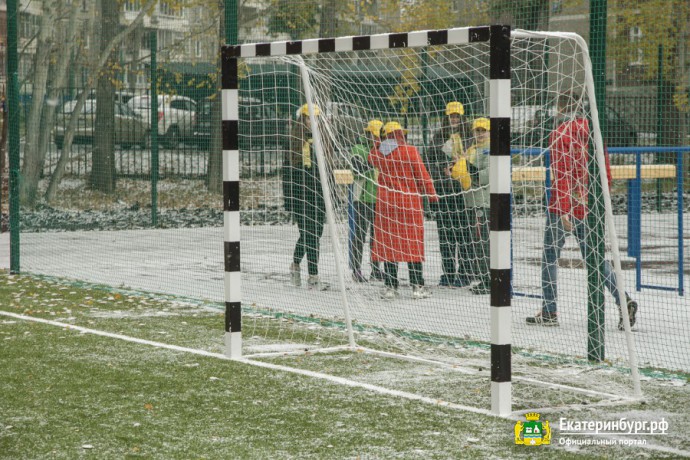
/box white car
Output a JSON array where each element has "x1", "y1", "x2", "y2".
[
  {"x1": 127, "y1": 95, "x2": 196, "y2": 148},
  {"x1": 54, "y1": 100, "x2": 149, "y2": 150},
  {"x1": 511, "y1": 105, "x2": 541, "y2": 135}
]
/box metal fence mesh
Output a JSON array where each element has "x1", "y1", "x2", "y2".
[{"x1": 1, "y1": 0, "x2": 688, "y2": 374}]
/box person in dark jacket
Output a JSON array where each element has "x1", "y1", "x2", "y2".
[
  {"x1": 453, "y1": 117, "x2": 491, "y2": 294},
  {"x1": 424, "y1": 101, "x2": 474, "y2": 288},
  {"x1": 285, "y1": 103, "x2": 329, "y2": 290},
  {"x1": 350, "y1": 119, "x2": 384, "y2": 282}
]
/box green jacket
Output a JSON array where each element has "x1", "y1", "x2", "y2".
[
  {"x1": 283, "y1": 120, "x2": 327, "y2": 218},
  {"x1": 465, "y1": 140, "x2": 490, "y2": 208},
  {"x1": 350, "y1": 141, "x2": 377, "y2": 204}
]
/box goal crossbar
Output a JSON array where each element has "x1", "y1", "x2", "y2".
[{"x1": 221, "y1": 24, "x2": 513, "y2": 415}]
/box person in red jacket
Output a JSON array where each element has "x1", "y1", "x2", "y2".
[
  {"x1": 527, "y1": 93, "x2": 638, "y2": 329},
  {"x1": 370, "y1": 121, "x2": 439, "y2": 300}
]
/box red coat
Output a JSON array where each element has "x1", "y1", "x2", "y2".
[
  {"x1": 548, "y1": 116, "x2": 612, "y2": 220},
  {"x1": 369, "y1": 140, "x2": 437, "y2": 262}
]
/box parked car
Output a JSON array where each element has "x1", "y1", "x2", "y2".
[
  {"x1": 194, "y1": 96, "x2": 288, "y2": 151},
  {"x1": 127, "y1": 94, "x2": 196, "y2": 148},
  {"x1": 511, "y1": 105, "x2": 542, "y2": 147},
  {"x1": 530, "y1": 103, "x2": 638, "y2": 147},
  {"x1": 77, "y1": 90, "x2": 135, "y2": 104},
  {"x1": 54, "y1": 100, "x2": 149, "y2": 149},
  {"x1": 290, "y1": 101, "x2": 367, "y2": 163},
  {"x1": 324, "y1": 101, "x2": 367, "y2": 149},
  {"x1": 512, "y1": 105, "x2": 541, "y2": 134},
  {"x1": 193, "y1": 97, "x2": 213, "y2": 150}
]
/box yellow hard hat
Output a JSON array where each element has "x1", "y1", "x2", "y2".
[
  {"x1": 299, "y1": 103, "x2": 320, "y2": 117},
  {"x1": 383, "y1": 121, "x2": 408, "y2": 136},
  {"x1": 446, "y1": 101, "x2": 464, "y2": 116},
  {"x1": 472, "y1": 117, "x2": 490, "y2": 131},
  {"x1": 364, "y1": 119, "x2": 384, "y2": 137}
]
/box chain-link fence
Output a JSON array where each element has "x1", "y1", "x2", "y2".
[{"x1": 1, "y1": 0, "x2": 688, "y2": 373}]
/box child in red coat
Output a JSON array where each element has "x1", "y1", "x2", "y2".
[{"x1": 370, "y1": 121, "x2": 438, "y2": 299}]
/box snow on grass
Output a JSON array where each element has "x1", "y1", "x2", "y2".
[
  {"x1": 1, "y1": 271, "x2": 689, "y2": 457},
  {"x1": 14, "y1": 216, "x2": 690, "y2": 375}
]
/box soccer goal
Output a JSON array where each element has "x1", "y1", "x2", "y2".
[{"x1": 221, "y1": 25, "x2": 641, "y2": 416}]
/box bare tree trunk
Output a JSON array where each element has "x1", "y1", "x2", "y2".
[
  {"x1": 319, "y1": 0, "x2": 336, "y2": 38},
  {"x1": 206, "y1": 3, "x2": 223, "y2": 194},
  {"x1": 45, "y1": 0, "x2": 157, "y2": 202},
  {"x1": 45, "y1": 0, "x2": 98, "y2": 203},
  {"x1": 489, "y1": 0, "x2": 549, "y2": 29},
  {"x1": 90, "y1": 0, "x2": 119, "y2": 193},
  {"x1": 0, "y1": 90, "x2": 6, "y2": 175},
  {"x1": 0, "y1": 87, "x2": 8, "y2": 231},
  {"x1": 19, "y1": 1, "x2": 57, "y2": 207},
  {"x1": 676, "y1": 9, "x2": 689, "y2": 178},
  {"x1": 37, "y1": 3, "x2": 81, "y2": 184}
]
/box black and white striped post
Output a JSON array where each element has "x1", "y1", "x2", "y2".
[
  {"x1": 489, "y1": 24, "x2": 512, "y2": 416},
  {"x1": 221, "y1": 25, "x2": 513, "y2": 410},
  {"x1": 222, "y1": 46, "x2": 242, "y2": 359}
]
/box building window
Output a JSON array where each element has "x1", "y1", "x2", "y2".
[
  {"x1": 629, "y1": 26, "x2": 643, "y2": 66},
  {"x1": 159, "y1": 3, "x2": 183, "y2": 17},
  {"x1": 629, "y1": 26, "x2": 643, "y2": 42},
  {"x1": 123, "y1": 0, "x2": 141, "y2": 12},
  {"x1": 19, "y1": 13, "x2": 40, "y2": 39},
  {"x1": 136, "y1": 67, "x2": 147, "y2": 87},
  {"x1": 195, "y1": 40, "x2": 202, "y2": 58}
]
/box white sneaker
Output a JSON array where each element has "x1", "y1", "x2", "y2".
[
  {"x1": 380, "y1": 287, "x2": 399, "y2": 300},
  {"x1": 290, "y1": 263, "x2": 301, "y2": 287},
  {"x1": 412, "y1": 285, "x2": 431, "y2": 300},
  {"x1": 307, "y1": 275, "x2": 329, "y2": 291}
]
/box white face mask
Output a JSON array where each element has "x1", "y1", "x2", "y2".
[
  {"x1": 474, "y1": 129, "x2": 489, "y2": 140},
  {"x1": 379, "y1": 139, "x2": 398, "y2": 156}
]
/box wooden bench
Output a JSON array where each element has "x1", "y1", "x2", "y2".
[
  {"x1": 334, "y1": 164, "x2": 677, "y2": 185},
  {"x1": 333, "y1": 169, "x2": 355, "y2": 185},
  {"x1": 512, "y1": 165, "x2": 677, "y2": 182}
]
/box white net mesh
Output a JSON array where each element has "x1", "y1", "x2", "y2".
[{"x1": 237, "y1": 31, "x2": 642, "y2": 405}]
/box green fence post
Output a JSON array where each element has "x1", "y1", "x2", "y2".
[
  {"x1": 226, "y1": 0, "x2": 237, "y2": 45},
  {"x1": 587, "y1": 0, "x2": 608, "y2": 362},
  {"x1": 421, "y1": 48, "x2": 429, "y2": 150},
  {"x1": 656, "y1": 44, "x2": 663, "y2": 211},
  {"x1": 150, "y1": 28, "x2": 159, "y2": 227},
  {"x1": 7, "y1": 0, "x2": 20, "y2": 273}
]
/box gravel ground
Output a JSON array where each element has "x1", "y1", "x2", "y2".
[{"x1": 2, "y1": 171, "x2": 688, "y2": 234}]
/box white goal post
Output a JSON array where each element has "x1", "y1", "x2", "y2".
[
  {"x1": 514, "y1": 29, "x2": 641, "y2": 400},
  {"x1": 220, "y1": 25, "x2": 641, "y2": 416}
]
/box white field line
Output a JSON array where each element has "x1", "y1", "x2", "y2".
[
  {"x1": 3, "y1": 309, "x2": 690, "y2": 458},
  {"x1": 236, "y1": 344, "x2": 639, "y2": 414},
  {"x1": 0, "y1": 310, "x2": 505, "y2": 420},
  {"x1": 516, "y1": 376, "x2": 639, "y2": 402},
  {"x1": 360, "y1": 347, "x2": 638, "y2": 404},
  {"x1": 243, "y1": 345, "x2": 353, "y2": 359}
]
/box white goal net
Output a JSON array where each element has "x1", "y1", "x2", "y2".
[{"x1": 224, "y1": 26, "x2": 641, "y2": 413}]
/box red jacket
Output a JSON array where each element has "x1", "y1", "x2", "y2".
[
  {"x1": 369, "y1": 140, "x2": 437, "y2": 262},
  {"x1": 548, "y1": 116, "x2": 612, "y2": 220}
]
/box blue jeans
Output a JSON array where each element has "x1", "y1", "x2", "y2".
[{"x1": 542, "y1": 211, "x2": 622, "y2": 314}]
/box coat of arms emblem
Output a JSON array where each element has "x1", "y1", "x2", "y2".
[{"x1": 515, "y1": 412, "x2": 552, "y2": 446}]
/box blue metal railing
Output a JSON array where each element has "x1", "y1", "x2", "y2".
[
  {"x1": 345, "y1": 146, "x2": 687, "y2": 296},
  {"x1": 512, "y1": 146, "x2": 687, "y2": 297},
  {"x1": 610, "y1": 147, "x2": 686, "y2": 296}
]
